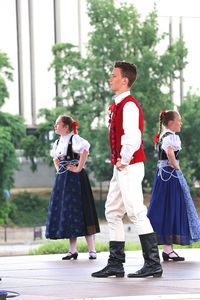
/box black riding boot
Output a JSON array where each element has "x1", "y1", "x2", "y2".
[
  {"x1": 128, "y1": 232, "x2": 163, "y2": 278},
  {"x1": 91, "y1": 241, "x2": 125, "y2": 278}
]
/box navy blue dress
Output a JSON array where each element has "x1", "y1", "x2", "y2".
[
  {"x1": 147, "y1": 132, "x2": 200, "y2": 245},
  {"x1": 45, "y1": 136, "x2": 100, "y2": 239}
]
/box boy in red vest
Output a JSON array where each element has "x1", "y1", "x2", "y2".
[{"x1": 91, "y1": 61, "x2": 162, "y2": 278}]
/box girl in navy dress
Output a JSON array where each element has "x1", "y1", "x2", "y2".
[
  {"x1": 148, "y1": 110, "x2": 200, "y2": 261},
  {"x1": 45, "y1": 115, "x2": 100, "y2": 260}
]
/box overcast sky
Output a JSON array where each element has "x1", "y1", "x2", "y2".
[{"x1": 127, "y1": 0, "x2": 200, "y2": 17}]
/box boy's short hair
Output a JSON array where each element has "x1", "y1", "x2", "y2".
[{"x1": 114, "y1": 61, "x2": 137, "y2": 87}]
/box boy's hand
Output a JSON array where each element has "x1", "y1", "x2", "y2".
[{"x1": 116, "y1": 158, "x2": 127, "y2": 171}]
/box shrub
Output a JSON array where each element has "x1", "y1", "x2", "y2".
[{"x1": 9, "y1": 191, "x2": 49, "y2": 226}]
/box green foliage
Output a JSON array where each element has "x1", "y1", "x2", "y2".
[
  {"x1": 21, "y1": 0, "x2": 188, "y2": 187},
  {"x1": 9, "y1": 192, "x2": 49, "y2": 227},
  {"x1": 0, "y1": 127, "x2": 18, "y2": 187},
  {"x1": 0, "y1": 112, "x2": 25, "y2": 145},
  {"x1": 21, "y1": 135, "x2": 41, "y2": 171},
  {"x1": 0, "y1": 50, "x2": 13, "y2": 107},
  {"x1": 85, "y1": 0, "x2": 188, "y2": 185},
  {"x1": 0, "y1": 125, "x2": 20, "y2": 224},
  {"x1": 179, "y1": 93, "x2": 200, "y2": 184},
  {"x1": 49, "y1": 43, "x2": 88, "y2": 107},
  {"x1": 0, "y1": 50, "x2": 26, "y2": 224},
  {"x1": 89, "y1": 127, "x2": 113, "y2": 181},
  {"x1": 21, "y1": 106, "x2": 76, "y2": 171}
]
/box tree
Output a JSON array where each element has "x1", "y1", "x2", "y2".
[
  {"x1": 24, "y1": 0, "x2": 188, "y2": 187},
  {"x1": 0, "y1": 50, "x2": 25, "y2": 224},
  {"x1": 0, "y1": 51, "x2": 13, "y2": 107},
  {"x1": 85, "y1": 0, "x2": 188, "y2": 185},
  {"x1": 179, "y1": 93, "x2": 200, "y2": 185}
]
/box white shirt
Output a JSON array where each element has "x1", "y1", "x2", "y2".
[
  {"x1": 50, "y1": 132, "x2": 90, "y2": 160},
  {"x1": 114, "y1": 91, "x2": 142, "y2": 165},
  {"x1": 160, "y1": 129, "x2": 181, "y2": 152}
]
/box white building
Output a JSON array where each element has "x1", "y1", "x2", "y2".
[
  {"x1": 1, "y1": 0, "x2": 200, "y2": 127},
  {"x1": 0, "y1": 0, "x2": 89, "y2": 127}
]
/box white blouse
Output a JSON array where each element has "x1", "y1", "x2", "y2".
[
  {"x1": 160, "y1": 129, "x2": 181, "y2": 152},
  {"x1": 50, "y1": 132, "x2": 90, "y2": 160}
]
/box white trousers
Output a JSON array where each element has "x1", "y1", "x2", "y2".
[{"x1": 105, "y1": 162, "x2": 153, "y2": 241}]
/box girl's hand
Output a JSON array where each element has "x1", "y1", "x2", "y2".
[
  {"x1": 67, "y1": 164, "x2": 82, "y2": 173},
  {"x1": 167, "y1": 162, "x2": 180, "y2": 170}
]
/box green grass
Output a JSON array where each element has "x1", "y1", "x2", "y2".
[
  {"x1": 170, "y1": 241, "x2": 200, "y2": 249},
  {"x1": 29, "y1": 239, "x2": 200, "y2": 255},
  {"x1": 29, "y1": 240, "x2": 141, "y2": 255}
]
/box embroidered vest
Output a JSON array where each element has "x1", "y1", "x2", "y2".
[
  {"x1": 57, "y1": 136, "x2": 80, "y2": 161},
  {"x1": 109, "y1": 95, "x2": 146, "y2": 165}
]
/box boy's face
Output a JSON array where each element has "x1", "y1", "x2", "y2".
[{"x1": 109, "y1": 67, "x2": 128, "y2": 95}]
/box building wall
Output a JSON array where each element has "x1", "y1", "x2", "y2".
[{"x1": 14, "y1": 160, "x2": 55, "y2": 188}]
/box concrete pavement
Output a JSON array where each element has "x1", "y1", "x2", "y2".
[{"x1": 0, "y1": 248, "x2": 200, "y2": 300}]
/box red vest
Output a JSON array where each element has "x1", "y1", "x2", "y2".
[{"x1": 109, "y1": 95, "x2": 146, "y2": 165}]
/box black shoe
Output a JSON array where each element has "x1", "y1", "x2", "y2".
[
  {"x1": 91, "y1": 265, "x2": 125, "y2": 278},
  {"x1": 89, "y1": 251, "x2": 97, "y2": 260},
  {"x1": 127, "y1": 265, "x2": 163, "y2": 278},
  {"x1": 62, "y1": 252, "x2": 78, "y2": 260},
  {"x1": 162, "y1": 251, "x2": 185, "y2": 262}
]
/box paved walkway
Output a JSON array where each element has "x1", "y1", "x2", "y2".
[{"x1": 0, "y1": 248, "x2": 200, "y2": 300}]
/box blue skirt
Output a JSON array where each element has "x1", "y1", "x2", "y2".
[
  {"x1": 45, "y1": 164, "x2": 100, "y2": 239},
  {"x1": 147, "y1": 160, "x2": 200, "y2": 245}
]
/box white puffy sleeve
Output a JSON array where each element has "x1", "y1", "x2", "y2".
[
  {"x1": 72, "y1": 135, "x2": 90, "y2": 153},
  {"x1": 50, "y1": 139, "x2": 59, "y2": 160},
  {"x1": 161, "y1": 134, "x2": 181, "y2": 152}
]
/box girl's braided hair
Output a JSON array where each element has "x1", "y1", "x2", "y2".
[{"x1": 153, "y1": 110, "x2": 177, "y2": 147}]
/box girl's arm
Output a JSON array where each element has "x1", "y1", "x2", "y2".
[
  {"x1": 67, "y1": 150, "x2": 88, "y2": 173},
  {"x1": 165, "y1": 146, "x2": 180, "y2": 170},
  {"x1": 53, "y1": 159, "x2": 59, "y2": 171}
]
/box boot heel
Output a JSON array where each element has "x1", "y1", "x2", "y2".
[
  {"x1": 116, "y1": 272, "x2": 125, "y2": 278},
  {"x1": 153, "y1": 271, "x2": 163, "y2": 278}
]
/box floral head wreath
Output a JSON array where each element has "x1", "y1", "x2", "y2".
[{"x1": 73, "y1": 120, "x2": 79, "y2": 134}]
